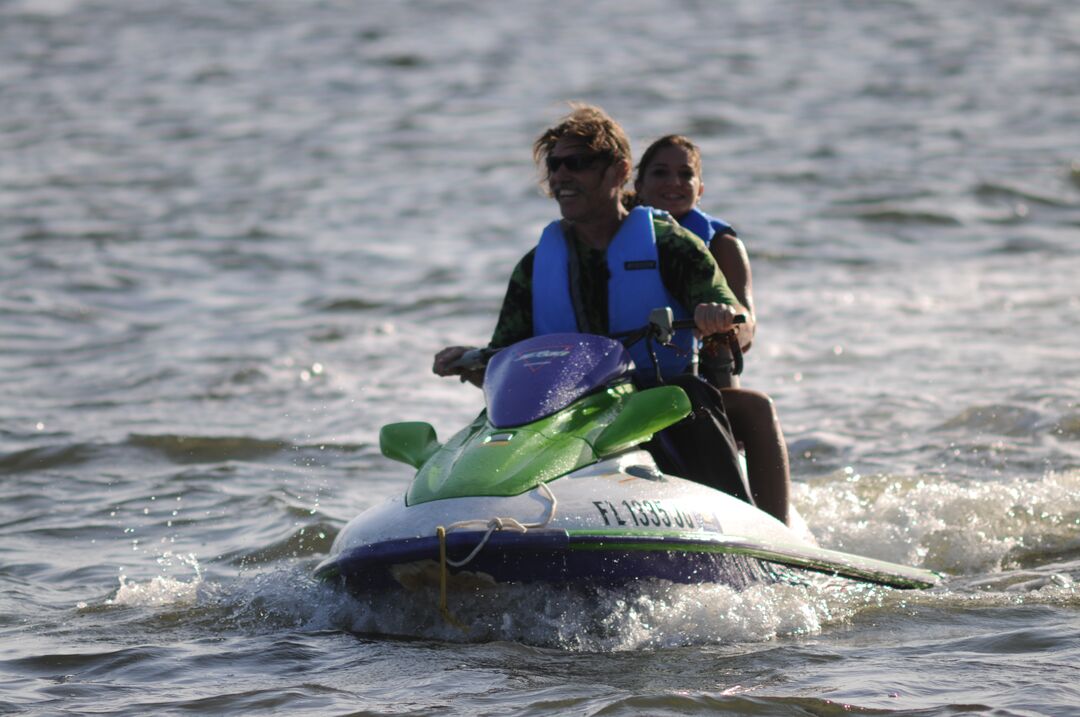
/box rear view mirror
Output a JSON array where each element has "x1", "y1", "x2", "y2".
[
  {"x1": 380, "y1": 422, "x2": 441, "y2": 468},
  {"x1": 593, "y1": 386, "x2": 691, "y2": 458}
]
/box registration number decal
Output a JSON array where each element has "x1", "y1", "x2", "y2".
[{"x1": 592, "y1": 499, "x2": 695, "y2": 529}]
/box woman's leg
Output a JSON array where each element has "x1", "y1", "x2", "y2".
[{"x1": 721, "y1": 388, "x2": 791, "y2": 525}]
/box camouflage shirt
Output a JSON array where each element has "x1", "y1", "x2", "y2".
[{"x1": 489, "y1": 214, "x2": 738, "y2": 349}]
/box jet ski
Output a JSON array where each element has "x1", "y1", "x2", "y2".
[{"x1": 315, "y1": 310, "x2": 939, "y2": 604}]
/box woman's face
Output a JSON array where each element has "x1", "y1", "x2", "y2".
[{"x1": 636, "y1": 145, "x2": 703, "y2": 219}]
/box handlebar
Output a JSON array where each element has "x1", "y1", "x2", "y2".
[
  {"x1": 445, "y1": 346, "x2": 499, "y2": 373},
  {"x1": 588, "y1": 307, "x2": 750, "y2": 384},
  {"x1": 612, "y1": 307, "x2": 745, "y2": 344},
  {"x1": 671, "y1": 314, "x2": 746, "y2": 331},
  {"x1": 670, "y1": 317, "x2": 746, "y2": 378},
  {"x1": 446, "y1": 307, "x2": 747, "y2": 380}
]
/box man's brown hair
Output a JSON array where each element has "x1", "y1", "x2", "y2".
[{"x1": 532, "y1": 103, "x2": 632, "y2": 188}]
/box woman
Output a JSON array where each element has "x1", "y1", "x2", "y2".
[{"x1": 633, "y1": 135, "x2": 790, "y2": 524}]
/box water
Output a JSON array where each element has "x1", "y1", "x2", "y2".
[{"x1": 2, "y1": 0, "x2": 1078, "y2": 713}]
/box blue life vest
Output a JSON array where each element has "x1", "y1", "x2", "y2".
[
  {"x1": 532, "y1": 206, "x2": 694, "y2": 380},
  {"x1": 678, "y1": 207, "x2": 734, "y2": 246}
]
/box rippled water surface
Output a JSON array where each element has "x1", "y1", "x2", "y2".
[{"x1": 2, "y1": 0, "x2": 1079, "y2": 714}]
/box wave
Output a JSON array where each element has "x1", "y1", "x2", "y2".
[
  {"x1": 303, "y1": 296, "x2": 387, "y2": 313},
  {"x1": 126, "y1": 434, "x2": 292, "y2": 464},
  {"x1": 86, "y1": 558, "x2": 883, "y2": 649},
  {"x1": 82, "y1": 550, "x2": 1080, "y2": 652},
  {"x1": 975, "y1": 181, "x2": 1077, "y2": 209},
  {"x1": 936, "y1": 403, "x2": 1046, "y2": 437},
  {"x1": 219, "y1": 521, "x2": 339, "y2": 567},
  {"x1": 0, "y1": 443, "x2": 103, "y2": 474},
  {"x1": 796, "y1": 468, "x2": 1080, "y2": 576},
  {"x1": 821, "y1": 204, "x2": 963, "y2": 226},
  {"x1": 988, "y1": 236, "x2": 1070, "y2": 255},
  {"x1": 0, "y1": 434, "x2": 371, "y2": 474}
]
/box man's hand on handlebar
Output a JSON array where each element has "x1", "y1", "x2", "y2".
[
  {"x1": 693, "y1": 302, "x2": 739, "y2": 337},
  {"x1": 432, "y1": 345, "x2": 473, "y2": 377},
  {"x1": 433, "y1": 345, "x2": 486, "y2": 387}
]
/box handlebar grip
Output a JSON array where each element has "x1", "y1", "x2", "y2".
[
  {"x1": 446, "y1": 348, "x2": 490, "y2": 372},
  {"x1": 671, "y1": 314, "x2": 746, "y2": 332}
]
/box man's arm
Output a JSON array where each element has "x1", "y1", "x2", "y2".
[
  {"x1": 710, "y1": 233, "x2": 755, "y2": 350},
  {"x1": 652, "y1": 218, "x2": 747, "y2": 323},
  {"x1": 432, "y1": 250, "x2": 536, "y2": 387},
  {"x1": 488, "y1": 249, "x2": 536, "y2": 349}
]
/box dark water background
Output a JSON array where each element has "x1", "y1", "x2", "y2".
[{"x1": 2, "y1": 0, "x2": 1079, "y2": 714}]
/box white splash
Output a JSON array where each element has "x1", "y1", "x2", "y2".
[
  {"x1": 106, "y1": 553, "x2": 203, "y2": 608},
  {"x1": 795, "y1": 468, "x2": 1080, "y2": 575}
]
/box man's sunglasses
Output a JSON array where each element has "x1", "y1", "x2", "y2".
[{"x1": 545, "y1": 152, "x2": 609, "y2": 173}]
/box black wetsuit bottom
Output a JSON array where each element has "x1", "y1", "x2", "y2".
[{"x1": 642, "y1": 374, "x2": 755, "y2": 505}]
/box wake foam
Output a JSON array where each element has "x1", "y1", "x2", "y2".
[
  {"x1": 796, "y1": 468, "x2": 1080, "y2": 575},
  {"x1": 104, "y1": 552, "x2": 203, "y2": 609},
  {"x1": 88, "y1": 469, "x2": 1080, "y2": 648},
  {"x1": 87, "y1": 552, "x2": 896, "y2": 650}
]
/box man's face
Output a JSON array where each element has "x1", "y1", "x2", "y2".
[{"x1": 546, "y1": 135, "x2": 624, "y2": 222}]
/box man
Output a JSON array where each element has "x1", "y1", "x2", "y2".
[{"x1": 434, "y1": 104, "x2": 786, "y2": 520}]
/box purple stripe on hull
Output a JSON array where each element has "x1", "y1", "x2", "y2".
[{"x1": 317, "y1": 530, "x2": 781, "y2": 594}]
